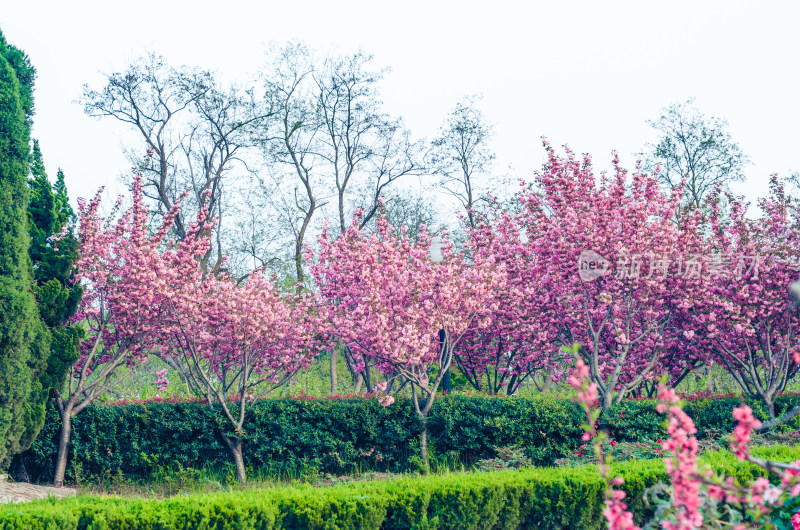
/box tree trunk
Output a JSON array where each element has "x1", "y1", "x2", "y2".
[
  {"x1": 221, "y1": 433, "x2": 246, "y2": 485},
  {"x1": 353, "y1": 372, "x2": 364, "y2": 394},
  {"x1": 764, "y1": 394, "x2": 776, "y2": 421},
  {"x1": 505, "y1": 373, "x2": 519, "y2": 396},
  {"x1": 602, "y1": 388, "x2": 614, "y2": 411},
  {"x1": 419, "y1": 414, "x2": 430, "y2": 474},
  {"x1": 53, "y1": 407, "x2": 73, "y2": 488},
  {"x1": 330, "y1": 350, "x2": 338, "y2": 395}
]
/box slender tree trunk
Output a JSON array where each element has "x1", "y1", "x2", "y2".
[
  {"x1": 363, "y1": 367, "x2": 372, "y2": 393},
  {"x1": 53, "y1": 407, "x2": 73, "y2": 488},
  {"x1": 419, "y1": 413, "x2": 430, "y2": 474},
  {"x1": 412, "y1": 384, "x2": 432, "y2": 473},
  {"x1": 505, "y1": 373, "x2": 519, "y2": 396},
  {"x1": 602, "y1": 388, "x2": 614, "y2": 411},
  {"x1": 221, "y1": 433, "x2": 246, "y2": 485},
  {"x1": 353, "y1": 373, "x2": 364, "y2": 394},
  {"x1": 764, "y1": 393, "x2": 776, "y2": 421},
  {"x1": 330, "y1": 350, "x2": 338, "y2": 395}
]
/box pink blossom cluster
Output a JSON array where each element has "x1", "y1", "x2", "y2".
[
  {"x1": 154, "y1": 369, "x2": 169, "y2": 392},
  {"x1": 656, "y1": 388, "x2": 702, "y2": 529},
  {"x1": 605, "y1": 477, "x2": 639, "y2": 530},
  {"x1": 730, "y1": 405, "x2": 762, "y2": 461},
  {"x1": 310, "y1": 214, "x2": 505, "y2": 401}
]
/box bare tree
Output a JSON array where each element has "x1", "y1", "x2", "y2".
[
  {"x1": 257, "y1": 44, "x2": 324, "y2": 288},
  {"x1": 427, "y1": 95, "x2": 495, "y2": 229},
  {"x1": 257, "y1": 45, "x2": 425, "y2": 394},
  {"x1": 81, "y1": 54, "x2": 274, "y2": 273},
  {"x1": 366, "y1": 188, "x2": 438, "y2": 241},
  {"x1": 314, "y1": 52, "x2": 425, "y2": 234},
  {"x1": 641, "y1": 99, "x2": 750, "y2": 210}
]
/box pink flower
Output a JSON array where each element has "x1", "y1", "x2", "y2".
[
  {"x1": 154, "y1": 369, "x2": 169, "y2": 392},
  {"x1": 658, "y1": 386, "x2": 703, "y2": 528},
  {"x1": 731, "y1": 405, "x2": 761, "y2": 460}
]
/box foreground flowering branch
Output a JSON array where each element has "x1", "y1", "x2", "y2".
[
  {"x1": 568, "y1": 347, "x2": 640, "y2": 530},
  {"x1": 651, "y1": 390, "x2": 800, "y2": 529},
  {"x1": 568, "y1": 343, "x2": 800, "y2": 529}
]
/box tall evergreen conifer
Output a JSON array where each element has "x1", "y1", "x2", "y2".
[
  {"x1": 0, "y1": 29, "x2": 50, "y2": 468},
  {"x1": 27, "y1": 145, "x2": 82, "y2": 408}
]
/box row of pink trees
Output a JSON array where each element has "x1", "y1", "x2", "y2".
[
  {"x1": 449, "y1": 144, "x2": 800, "y2": 414},
  {"x1": 63, "y1": 142, "x2": 800, "y2": 482},
  {"x1": 304, "y1": 141, "x2": 800, "y2": 474}
]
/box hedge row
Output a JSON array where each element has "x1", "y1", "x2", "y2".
[
  {"x1": 4, "y1": 446, "x2": 800, "y2": 529},
  {"x1": 17, "y1": 394, "x2": 800, "y2": 483}
]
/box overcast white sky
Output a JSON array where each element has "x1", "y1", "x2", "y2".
[{"x1": 3, "y1": 0, "x2": 799, "y2": 211}]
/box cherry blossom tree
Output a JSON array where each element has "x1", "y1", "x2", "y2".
[
  {"x1": 514, "y1": 143, "x2": 698, "y2": 408},
  {"x1": 455, "y1": 211, "x2": 560, "y2": 394},
  {"x1": 64, "y1": 157, "x2": 323, "y2": 486},
  {"x1": 53, "y1": 165, "x2": 187, "y2": 487},
  {"x1": 678, "y1": 178, "x2": 800, "y2": 420},
  {"x1": 310, "y1": 213, "x2": 505, "y2": 470},
  {"x1": 157, "y1": 218, "x2": 324, "y2": 484}
]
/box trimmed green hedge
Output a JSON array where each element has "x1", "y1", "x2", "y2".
[
  {"x1": 18, "y1": 394, "x2": 800, "y2": 483},
  {"x1": 4, "y1": 446, "x2": 800, "y2": 529}
]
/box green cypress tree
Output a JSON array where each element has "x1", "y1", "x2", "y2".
[
  {"x1": 26, "y1": 146, "x2": 82, "y2": 401},
  {"x1": 0, "y1": 29, "x2": 51, "y2": 469},
  {"x1": 53, "y1": 168, "x2": 74, "y2": 226},
  {"x1": 28, "y1": 140, "x2": 56, "y2": 261}
]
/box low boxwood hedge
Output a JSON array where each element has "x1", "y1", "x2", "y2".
[
  {"x1": 17, "y1": 394, "x2": 800, "y2": 483},
  {"x1": 4, "y1": 446, "x2": 800, "y2": 529}
]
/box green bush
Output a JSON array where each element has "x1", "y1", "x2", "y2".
[
  {"x1": 3, "y1": 447, "x2": 799, "y2": 529},
  {"x1": 18, "y1": 394, "x2": 800, "y2": 484},
  {"x1": 604, "y1": 395, "x2": 800, "y2": 441}
]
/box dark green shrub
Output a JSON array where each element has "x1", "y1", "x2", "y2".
[{"x1": 18, "y1": 394, "x2": 800, "y2": 484}]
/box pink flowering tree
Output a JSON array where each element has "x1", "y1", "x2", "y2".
[
  {"x1": 310, "y1": 214, "x2": 505, "y2": 470},
  {"x1": 515, "y1": 143, "x2": 699, "y2": 408},
  {"x1": 157, "y1": 222, "x2": 325, "y2": 484},
  {"x1": 456, "y1": 211, "x2": 561, "y2": 394},
  {"x1": 678, "y1": 179, "x2": 800, "y2": 420},
  {"x1": 53, "y1": 168, "x2": 188, "y2": 487}
]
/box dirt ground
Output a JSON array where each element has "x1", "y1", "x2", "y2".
[{"x1": 0, "y1": 474, "x2": 75, "y2": 504}]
